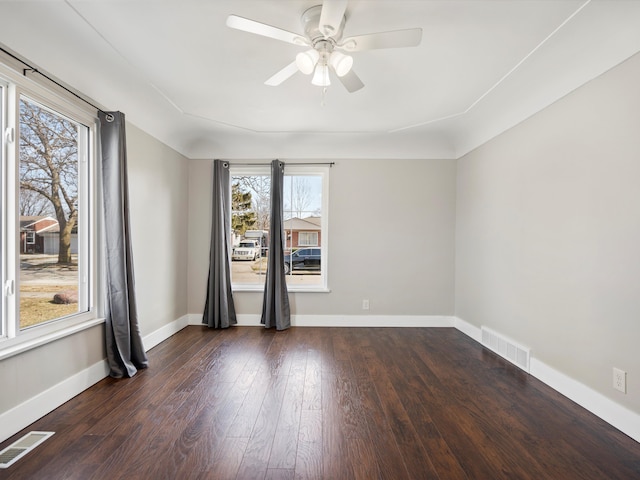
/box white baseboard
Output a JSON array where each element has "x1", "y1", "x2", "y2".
[
  {"x1": 0, "y1": 314, "x2": 191, "y2": 444},
  {"x1": 0, "y1": 359, "x2": 109, "y2": 444},
  {"x1": 452, "y1": 316, "x2": 640, "y2": 443},
  {"x1": 293, "y1": 314, "x2": 453, "y2": 327},
  {"x1": 530, "y1": 358, "x2": 640, "y2": 443},
  {"x1": 190, "y1": 313, "x2": 454, "y2": 328},
  {"x1": 188, "y1": 313, "x2": 203, "y2": 325},
  {"x1": 142, "y1": 315, "x2": 190, "y2": 351},
  {"x1": 453, "y1": 316, "x2": 482, "y2": 342}
]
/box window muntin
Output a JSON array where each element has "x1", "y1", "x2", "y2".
[
  {"x1": 1, "y1": 60, "x2": 98, "y2": 355},
  {"x1": 230, "y1": 165, "x2": 328, "y2": 291}
]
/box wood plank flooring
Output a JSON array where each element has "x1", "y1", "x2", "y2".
[{"x1": 1, "y1": 326, "x2": 640, "y2": 479}]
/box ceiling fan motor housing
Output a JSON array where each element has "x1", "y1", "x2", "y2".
[{"x1": 302, "y1": 5, "x2": 346, "y2": 47}]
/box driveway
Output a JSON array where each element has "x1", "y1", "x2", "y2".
[{"x1": 20, "y1": 254, "x2": 78, "y2": 285}]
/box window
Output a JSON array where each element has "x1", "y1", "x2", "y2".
[
  {"x1": 297, "y1": 231, "x2": 318, "y2": 247},
  {"x1": 1, "y1": 59, "x2": 99, "y2": 357},
  {"x1": 229, "y1": 164, "x2": 329, "y2": 291}
]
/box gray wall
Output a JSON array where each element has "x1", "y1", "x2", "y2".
[
  {"x1": 0, "y1": 123, "x2": 189, "y2": 418},
  {"x1": 0, "y1": 325, "x2": 105, "y2": 415},
  {"x1": 456, "y1": 52, "x2": 640, "y2": 412},
  {"x1": 188, "y1": 158, "x2": 457, "y2": 319},
  {"x1": 126, "y1": 124, "x2": 189, "y2": 335}
]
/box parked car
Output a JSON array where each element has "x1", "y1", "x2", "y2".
[
  {"x1": 283, "y1": 248, "x2": 321, "y2": 274},
  {"x1": 244, "y1": 229, "x2": 269, "y2": 257},
  {"x1": 232, "y1": 239, "x2": 261, "y2": 261}
]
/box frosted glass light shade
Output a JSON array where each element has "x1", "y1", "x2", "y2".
[
  {"x1": 311, "y1": 64, "x2": 331, "y2": 86},
  {"x1": 329, "y1": 51, "x2": 353, "y2": 77},
  {"x1": 296, "y1": 49, "x2": 320, "y2": 75}
]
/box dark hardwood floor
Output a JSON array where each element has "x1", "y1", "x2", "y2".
[{"x1": 1, "y1": 326, "x2": 640, "y2": 479}]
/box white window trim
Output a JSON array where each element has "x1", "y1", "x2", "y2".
[
  {"x1": 0, "y1": 78, "x2": 6, "y2": 340},
  {"x1": 229, "y1": 163, "x2": 330, "y2": 293},
  {"x1": 0, "y1": 59, "x2": 102, "y2": 359}
]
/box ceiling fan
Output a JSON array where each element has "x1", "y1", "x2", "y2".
[{"x1": 226, "y1": 0, "x2": 422, "y2": 93}]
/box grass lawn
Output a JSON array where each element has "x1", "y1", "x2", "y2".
[{"x1": 19, "y1": 284, "x2": 79, "y2": 329}]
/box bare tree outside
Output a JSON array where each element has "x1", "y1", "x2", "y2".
[
  {"x1": 19, "y1": 99, "x2": 79, "y2": 264},
  {"x1": 285, "y1": 176, "x2": 313, "y2": 219},
  {"x1": 20, "y1": 189, "x2": 54, "y2": 217}
]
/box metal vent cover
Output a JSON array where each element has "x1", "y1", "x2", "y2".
[
  {"x1": 0, "y1": 431, "x2": 55, "y2": 469},
  {"x1": 481, "y1": 326, "x2": 530, "y2": 372}
]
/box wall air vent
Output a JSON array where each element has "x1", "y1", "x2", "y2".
[
  {"x1": 481, "y1": 326, "x2": 530, "y2": 372},
  {"x1": 0, "y1": 431, "x2": 55, "y2": 469}
]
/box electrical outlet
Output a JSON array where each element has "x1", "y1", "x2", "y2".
[
  {"x1": 613, "y1": 367, "x2": 627, "y2": 393},
  {"x1": 362, "y1": 299, "x2": 369, "y2": 310}
]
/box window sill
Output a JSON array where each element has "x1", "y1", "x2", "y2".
[{"x1": 0, "y1": 317, "x2": 105, "y2": 361}]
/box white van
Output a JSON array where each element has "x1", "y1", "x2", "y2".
[{"x1": 232, "y1": 239, "x2": 261, "y2": 261}]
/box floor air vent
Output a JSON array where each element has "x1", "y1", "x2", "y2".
[
  {"x1": 0, "y1": 431, "x2": 55, "y2": 469},
  {"x1": 481, "y1": 327, "x2": 530, "y2": 373}
]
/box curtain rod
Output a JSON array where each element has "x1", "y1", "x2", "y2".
[
  {"x1": 0, "y1": 46, "x2": 106, "y2": 114},
  {"x1": 229, "y1": 162, "x2": 335, "y2": 167}
]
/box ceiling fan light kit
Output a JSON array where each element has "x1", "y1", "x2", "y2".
[
  {"x1": 329, "y1": 51, "x2": 353, "y2": 77},
  {"x1": 312, "y1": 63, "x2": 331, "y2": 87},
  {"x1": 298, "y1": 41, "x2": 352, "y2": 80},
  {"x1": 296, "y1": 49, "x2": 320, "y2": 75},
  {"x1": 227, "y1": 1, "x2": 422, "y2": 93}
]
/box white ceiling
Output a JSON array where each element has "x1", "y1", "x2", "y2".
[{"x1": 1, "y1": 0, "x2": 639, "y2": 160}]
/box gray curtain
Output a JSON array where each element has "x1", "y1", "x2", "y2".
[
  {"x1": 99, "y1": 111, "x2": 148, "y2": 378},
  {"x1": 203, "y1": 160, "x2": 237, "y2": 328},
  {"x1": 261, "y1": 160, "x2": 291, "y2": 330}
]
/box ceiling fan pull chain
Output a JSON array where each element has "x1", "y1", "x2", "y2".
[{"x1": 321, "y1": 87, "x2": 328, "y2": 107}]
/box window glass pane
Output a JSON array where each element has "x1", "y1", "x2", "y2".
[
  {"x1": 230, "y1": 174, "x2": 270, "y2": 286},
  {"x1": 283, "y1": 174, "x2": 323, "y2": 286},
  {"x1": 0, "y1": 84, "x2": 3, "y2": 337},
  {"x1": 18, "y1": 98, "x2": 87, "y2": 329}
]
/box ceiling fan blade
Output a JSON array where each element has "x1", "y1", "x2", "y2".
[
  {"x1": 338, "y1": 69, "x2": 364, "y2": 93},
  {"x1": 265, "y1": 61, "x2": 300, "y2": 86},
  {"x1": 226, "y1": 15, "x2": 309, "y2": 46},
  {"x1": 319, "y1": 0, "x2": 348, "y2": 38},
  {"x1": 340, "y1": 28, "x2": 422, "y2": 52}
]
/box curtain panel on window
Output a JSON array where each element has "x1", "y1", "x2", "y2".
[
  {"x1": 261, "y1": 160, "x2": 291, "y2": 330},
  {"x1": 203, "y1": 160, "x2": 237, "y2": 329},
  {"x1": 99, "y1": 111, "x2": 148, "y2": 378}
]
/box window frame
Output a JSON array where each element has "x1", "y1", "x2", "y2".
[
  {"x1": 0, "y1": 79, "x2": 5, "y2": 339},
  {"x1": 0, "y1": 59, "x2": 102, "y2": 360},
  {"x1": 229, "y1": 163, "x2": 330, "y2": 293}
]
